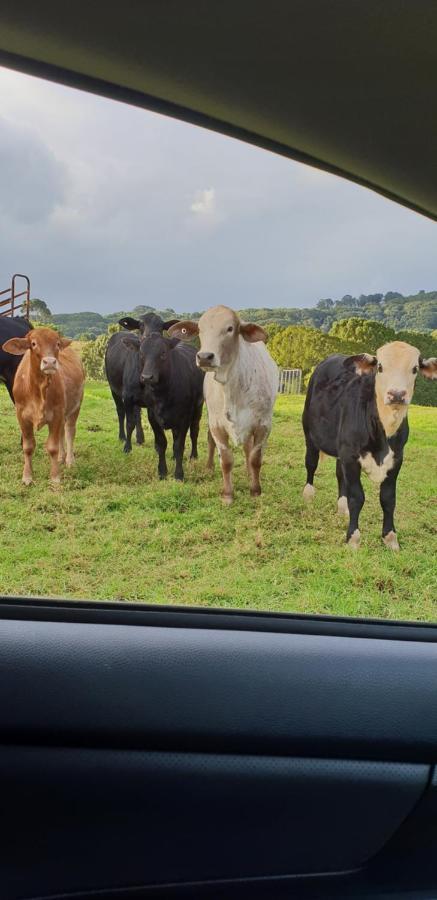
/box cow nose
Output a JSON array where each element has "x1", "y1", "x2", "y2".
[
  {"x1": 197, "y1": 352, "x2": 215, "y2": 365},
  {"x1": 42, "y1": 356, "x2": 57, "y2": 369},
  {"x1": 387, "y1": 389, "x2": 407, "y2": 404},
  {"x1": 140, "y1": 373, "x2": 154, "y2": 384}
]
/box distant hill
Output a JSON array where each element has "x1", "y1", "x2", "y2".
[{"x1": 51, "y1": 290, "x2": 437, "y2": 338}]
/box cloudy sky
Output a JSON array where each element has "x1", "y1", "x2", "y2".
[{"x1": 0, "y1": 65, "x2": 436, "y2": 316}]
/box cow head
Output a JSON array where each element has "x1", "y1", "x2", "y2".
[
  {"x1": 123, "y1": 332, "x2": 179, "y2": 386},
  {"x1": 168, "y1": 306, "x2": 267, "y2": 379},
  {"x1": 348, "y1": 341, "x2": 437, "y2": 406},
  {"x1": 119, "y1": 314, "x2": 180, "y2": 336},
  {"x1": 347, "y1": 341, "x2": 437, "y2": 435},
  {"x1": 3, "y1": 328, "x2": 71, "y2": 375}
]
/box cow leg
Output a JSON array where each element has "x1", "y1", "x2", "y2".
[
  {"x1": 111, "y1": 390, "x2": 126, "y2": 442},
  {"x1": 245, "y1": 426, "x2": 268, "y2": 497},
  {"x1": 342, "y1": 460, "x2": 365, "y2": 549},
  {"x1": 21, "y1": 420, "x2": 36, "y2": 486},
  {"x1": 147, "y1": 410, "x2": 168, "y2": 479},
  {"x1": 303, "y1": 435, "x2": 319, "y2": 501},
  {"x1": 336, "y1": 458, "x2": 349, "y2": 517},
  {"x1": 212, "y1": 427, "x2": 233, "y2": 505},
  {"x1": 206, "y1": 428, "x2": 216, "y2": 470},
  {"x1": 189, "y1": 404, "x2": 203, "y2": 460},
  {"x1": 123, "y1": 401, "x2": 137, "y2": 453},
  {"x1": 380, "y1": 463, "x2": 402, "y2": 551},
  {"x1": 65, "y1": 408, "x2": 80, "y2": 467},
  {"x1": 46, "y1": 421, "x2": 63, "y2": 483},
  {"x1": 58, "y1": 425, "x2": 66, "y2": 463},
  {"x1": 172, "y1": 425, "x2": 189, "y2": 481},
  {"x1": 135, "y1": 407, "x2": 145, "y2": 445}
]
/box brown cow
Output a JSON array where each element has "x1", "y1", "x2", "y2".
[{"x1": 3, "y1": 328, "x2": 85, "y2": 485}]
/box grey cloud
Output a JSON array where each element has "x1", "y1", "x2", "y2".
[
  {"x1": 0, "y1": 117, "x2": 67, "y2": 225},
  {"x1": 0, "y1": 68, "x2": 435, "y2": 314}
]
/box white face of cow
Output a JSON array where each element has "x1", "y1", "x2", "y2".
[
  {"x1": 197, "y1": 306, "x2": 241, "y2": 371},
  {"x1": 351, "y1": 340, "x2": 437, "y2": 435},
  {"x1": 167, "y1": 305, "x2": 268, "y2": 379},
  {"x1": 376, "y1": 342, "x2": 421, "y2": 407}
]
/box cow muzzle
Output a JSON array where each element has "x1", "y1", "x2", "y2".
[
  {"x1": 41, "y1": 357, "x2": 58, "y2": 374},
  {"x1": 386, "y1": 389, "x2": 408, "y2": 405},
  {"x1": 140, "y1": 373, "x2": 158, "y2": 385},
  {"x1": 197, "y1": 351, "x2": 216, "y2": 369}
]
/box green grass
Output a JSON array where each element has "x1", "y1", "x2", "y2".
[{"x1": 0, "y1": 383, "x2": 436, "y2": 620}]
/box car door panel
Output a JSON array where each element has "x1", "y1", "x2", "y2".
[{"x1": 1, "y1": 605, "x2": 437, "y2": 899}]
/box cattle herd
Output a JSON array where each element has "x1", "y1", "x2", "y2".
[{"x1": 1, "y1": 307, "x2": 436, "y2": 550}]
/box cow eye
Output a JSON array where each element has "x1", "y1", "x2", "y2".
[
  {"x1": 377, "y1": 363, "x2": 383, "y2": 373},
  {"x1": 31, "y1": 340, "x2": 37, "y2": 349},
  {"x1": 226, "y1": 326, "x2": 233, "y2": 333},
  {"x1": 412, "y1": 365, "x2": 419, "y2": 374}
]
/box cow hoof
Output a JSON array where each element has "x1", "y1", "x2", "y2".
[
  {"x1": 347, "y1": 529, "x2": 361, "y2": 550},
  {"x1": 22, "y1": 476, "x2": 33, "y2": 487},
  {"x1": 66, "y1": 457, "x2": 75, "y2": 468},
  {"x1": 123, "y1": 445, "x2": 132, "y2": 454},
  {"x1": 383, "y1": 531, "x2": 400, "y2": 551},
  {"x1": 50, "y1": 476, "x2": 61, "y2": 486},
  {"x1": 337, "y1": 496, "x2": 349, "y2": 517},
  {"x1": 222, "y1": 494, "x2": 233, "y2": 506},
  {"x1": 175, "y1": 474, "x2": 184, "y2": 482},
  {"x1": 303, "y1": 483, "x2": 315, "y2": 502},
  {"x1": 250, "y1": 487, "x2": 261, "y2": 497}
]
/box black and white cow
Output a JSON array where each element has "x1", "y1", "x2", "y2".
[
  {"x1": 0, "y1": 316, "x2": 31, "y2": 402},
  {"x1": 302, "y1": 341, "x2": 437, "y2": 550}
]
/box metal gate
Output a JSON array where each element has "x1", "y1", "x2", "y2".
[
  {"x1": 0, "y1": 274, "x2": 31, "y2": 318},
  {"x1": 278, "y1": 368, "x2": 302, "y2": 394}
]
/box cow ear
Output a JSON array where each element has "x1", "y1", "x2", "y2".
[
  {"x1": 167, "y1": 320, "x2": 199, "y2": 341},
  {"x1": 163, "y1": 319, "x2": 180, "y2": 332},
  {"x1": 2, "y1": 336, "x2": 30, "y2": 355},
  {"x1": 346, "y1": 353, "x2": 377, "y2": 375},
  {"x1": 119, "y1": 317, "x2": 140, "y2": 331},
  {"x1": 419, "y1": 357, "x2": 437, "y2": 380},
  {"x1": 122, "y1": 336, "x2": 139, "y2": 351},
  {"x1": 239, "y1": 322, "x2": 268, "y2": 343},
  {"x1": 59, "y1": 337, "x2": 72, "y2": 349}
]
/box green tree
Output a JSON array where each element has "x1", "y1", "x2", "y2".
[
  {"x1": 268, "y1": 325, "x2": 352, "y2": 377},
  {"x1": 329, "y1": 318, "x2": 395, "y2": 350},
  {"x1": 29, "y1": 298, "x2": 52, "y2": 322},
  {"x1": 80, "y1": 324, "x2": 122, "y2": 380}
]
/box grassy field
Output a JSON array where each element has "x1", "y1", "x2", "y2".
[{"x1": 0, "y1": 382, "x2": 436, "y2": 620}]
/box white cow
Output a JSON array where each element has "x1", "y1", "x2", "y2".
[{"x1": 169, "y1": 306, "x2": 278, "y2": 504}]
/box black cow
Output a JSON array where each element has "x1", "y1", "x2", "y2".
[
  {"x1": 117, "y1": 332, "x2": 204, "y2": 480},
  {"x1": 302, "y1": 341, "x2": 437, "y2": 550},
  {"x1": 0, "y1": 316, "x2": 31, "y2": 402},
  {"x1": 118, "y1": 313, "x2": 179, "y2": 337},
  {"x1": 105, "y1": 313, "x2": 179, "y2": 445}
]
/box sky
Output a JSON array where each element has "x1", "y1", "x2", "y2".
[{"x1": 0, "y1": 65, "x2": 436, "y2": 316}]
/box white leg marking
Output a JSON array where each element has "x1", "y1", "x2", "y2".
[
  {"x1": 303, "y1": 483, "x2": 315, "y2": 502},
  {"x1": 383, "y1": 531, "x2": 400, "y2": 552},
  {"x1": 337, "y1": 496, "x2": 349, "y2": 517},
  {"x1": 348, "y1": 529, "x2": 361, "y2": 550}
]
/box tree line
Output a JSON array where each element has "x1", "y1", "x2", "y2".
[{"x1": 28, "y1": 289, "x2": 437, "y2": 339}]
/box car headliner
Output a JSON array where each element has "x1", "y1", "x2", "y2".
[{"x1": 0, "y1": 0, "x2": 436, "y2": 220}]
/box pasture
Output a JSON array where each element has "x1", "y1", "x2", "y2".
[{"x1": 0, "y1": 382, "x2": 436, "y2": 620}]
